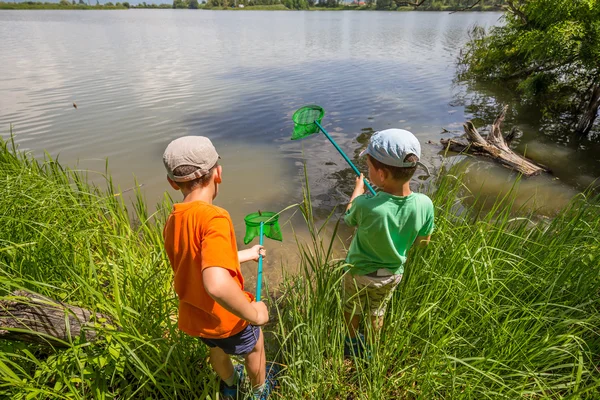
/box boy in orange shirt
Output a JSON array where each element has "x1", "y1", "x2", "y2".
[{"x1": 162, "y1": 136, "x2": 277, "y2": 399}]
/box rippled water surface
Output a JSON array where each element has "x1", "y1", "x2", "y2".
[
  {"x1": 0, "y1": 10, "x2": 505, "y2": 212},
  {"x1": 2, "y1": 11, "x2": 595, "y2": 286}
]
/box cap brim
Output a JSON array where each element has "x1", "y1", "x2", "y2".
[{"x1": 359, "y1": 148, "x2": 368, "y2": 157}]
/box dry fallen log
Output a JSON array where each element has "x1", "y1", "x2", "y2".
[
  {"x1": 441, "y1": 105, "x2": 550, "y2": 177},
  {"x1": 0, "y1": 290, "x2": 115, "y2": 347}
]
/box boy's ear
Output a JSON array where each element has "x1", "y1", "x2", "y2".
[
  {"x1": 167, "y1": 176, "x2": 180, "y2": 190},
  {"x1": 214, "y1": 165, "x2": 223, "y2": 184},
  {"x1": 377, "y1": 167, "x2": 388, "y2": 182}
]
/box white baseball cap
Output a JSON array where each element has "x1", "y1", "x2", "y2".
[{"x1": 359, "y1": 129, "x2": 421, "y2": 167}]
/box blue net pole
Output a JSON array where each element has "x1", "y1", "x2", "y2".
[
  {"x1": 256, "y1": 221, "x2": 265, "y2": 301},
  {"x1": 314, "y1": 120, "x2": 376, "y2": 196}
]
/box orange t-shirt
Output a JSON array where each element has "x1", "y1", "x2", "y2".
[{"x1": 163, "y1": 201, "x2": 253, "y2": 339}]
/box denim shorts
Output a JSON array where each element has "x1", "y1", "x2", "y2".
[{"x1": 200, "y1": 324, "x2": 260, "y2": 356}]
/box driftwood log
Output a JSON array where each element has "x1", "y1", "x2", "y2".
[
  {"x1": 441, "y1": 105, "x2": 550, "y2": 177},
  {"x1": 0, "y1": 290, "x2": 115, "y2": 347}
]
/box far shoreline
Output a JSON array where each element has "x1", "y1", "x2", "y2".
[{"x1": 0, "y1": 2, "x2": 504, "y2": 11}]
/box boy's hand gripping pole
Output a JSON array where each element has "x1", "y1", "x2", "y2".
[{"x1": 314, "y1": 120, "x2": 376, "y2": 196}]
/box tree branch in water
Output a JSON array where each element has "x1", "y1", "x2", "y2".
[{"x1": 441, "y1": 106, "x2": 550, "y2": 177}]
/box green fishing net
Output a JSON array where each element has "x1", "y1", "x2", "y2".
[
  {"x1": 243, "y1": 212, "x2": 283, "y2": 245},
  {"x1": 291, "y1": 105, "x2": 325, "y2": 140}
]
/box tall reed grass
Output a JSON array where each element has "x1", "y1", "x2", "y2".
[{"x1": 0, "y1": 135, "x2": 599, "y2": 399}]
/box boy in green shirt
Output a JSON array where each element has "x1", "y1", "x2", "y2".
[{"x1": 343, "y1": 129, "x2": 434, "y2": 356}]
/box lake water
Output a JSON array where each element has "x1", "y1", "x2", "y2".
[{"x1": 1, "y1": 10, "x2": 597, "y2": 289}]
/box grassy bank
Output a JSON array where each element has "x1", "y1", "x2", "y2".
[{"x1": 0, "y1": 134, "x2": 599, "y2": 399}]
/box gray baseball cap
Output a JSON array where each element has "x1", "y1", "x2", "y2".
[
  {"x1": 163, "y1": 136, "x2": 220, "y2": 182},
  {"x1": 359, "y1": 129, "x2": 421, "y2": 168}
]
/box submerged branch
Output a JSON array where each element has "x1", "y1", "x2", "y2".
[{"x1": 441, "y1": 106, "x2": 550, "y2": 176}]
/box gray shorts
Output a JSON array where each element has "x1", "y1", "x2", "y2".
[{"x1": 342, "y1": 272, "x2": 403, "y2": 317}]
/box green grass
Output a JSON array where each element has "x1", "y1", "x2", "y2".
[{"x1": 0, "y1": 133, "x2": 599, "y2": 399}]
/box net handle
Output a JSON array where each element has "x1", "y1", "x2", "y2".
[
  {"x1": 256, "y1": 222, "x2": 264, "y2": 302},
  {"x1": 314, "y1": 121, "x2": 376, "y2": 196}
]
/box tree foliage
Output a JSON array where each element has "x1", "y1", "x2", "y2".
[
  {"x1": 283, "y1": 0, "x2": 308, "y2": 9},
  {"x1": 459, "y1": 0, "x2": 600, "y2": 137},
  {"x1": 373, "y1": 0, "x2": 502, "y2": 11}
]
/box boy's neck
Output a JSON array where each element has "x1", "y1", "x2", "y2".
[
  {"x1": 382, "y1": 180, "x2": 412, "y2": 197},
  {"x1": 181, "y1": 186, "x2": 215, "y2": 204}
]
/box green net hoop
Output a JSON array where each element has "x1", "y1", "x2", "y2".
[
  {"x1": 291, "y1": 105, "x2": 325, "y2": 140},
  {"x1": 243, "y1": 212, "x2": 283, "y2": 245}
]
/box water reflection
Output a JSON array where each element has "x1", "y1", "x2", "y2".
[{"x1": 446, "y1": 157, "x2": 578, "y2": 216}]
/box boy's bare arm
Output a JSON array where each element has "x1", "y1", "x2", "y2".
[
  {"x1": 415, "y1": 235, "x2": 431, "y2": 247},
  {"x1": 202, "y1": 267, "x2": 269, "y2": 325},
  {"x1": 347, "y1": 173, "x2": 366, "y2": 211},
  {"x1": 238, "y1": 245, "x2": 265, "y2": 263}
]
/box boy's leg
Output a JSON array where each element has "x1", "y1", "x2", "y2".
[
  {"x1": 209, "y1": 346, "x2": 234, "y2": 381},
  {"x1": 343, "y1": 310, "x2": 360, "y2": 339},
  {"x1": 244, "y1": 327, "x2": 266, "y2": 388},
  {"x1": 366, "y1": 315, "x2": 384, "y2": 344},
  {"x1": 342, "y1": 272, "x2": 365, "y2": 339},
  {"x1": 364, "y1": 274, "x2": 403, "y2": 343},
  {"x1": 370, "y1": 315, "x2": 384, "y2": 331},
  {"x1": 342, "y1": 273, "x2": 369, "y2": 357}
]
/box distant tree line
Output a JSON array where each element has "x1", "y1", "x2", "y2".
[
  {"x1": 172, "y1": 0, "x2": 507, "y2": 10},
  {"x1": 134, "y1": 2, "x2": 172, "y2": 7},
  {"x1": 307, "y1": 0, "x2": 504, "y2": 9},
  {"x1": 200, "y1": 0, "x2": 308, "y2": 9},
  {"x1": 0, "y1": 0, "x2": 130, "y2": 8},
  {"x1": 172, "y1": 0, "x2": 199, "y2": 7},
  {"x1": 374, "y1": 0, "x2": 504, "y2": 10},
  {"x1": 0, "y1": 0, "x2": 504, "y2": 10},
  {"x1": 0, "y1": 0, "x2": 169, "y2": 9}
]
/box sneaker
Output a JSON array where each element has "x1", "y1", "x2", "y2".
[
  {"x1": 344, "y1": 334, "x2": 370, "y2": 359},
  {"x1": 266, "y1": 361, "x2": 281, "y2": 385},
  {"x1": 253, "y1": 362, "x2": 280, "y2": 400},
  {"x1": 220, "y1": 364, "x2": 245, "y2": 400}
]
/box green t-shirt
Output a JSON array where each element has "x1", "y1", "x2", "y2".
[{"x1": 344, "y1": 191, "x2": 434, "y2": 276}]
